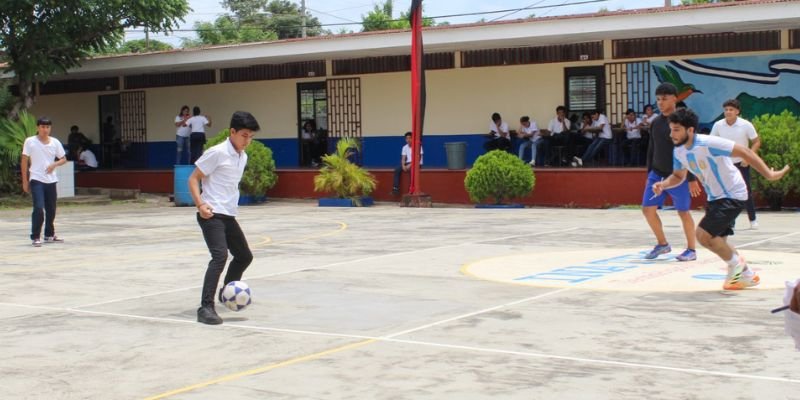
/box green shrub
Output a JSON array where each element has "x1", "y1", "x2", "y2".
[
  {"x1": 0, "y1": 111, "x2": 37, "y2": 194},
  {"x1": 205, "y1": 129, "x2": 278, "y2": 196},
  {"x1": 464, "y1": 150, "x2": 535, "y2": 204},
  {"x1": 313, "y1": 138, "x2": 376, "y2": 200},
  {"x1": 750, "y1": 111, "x2": 800, "y2": 203}
]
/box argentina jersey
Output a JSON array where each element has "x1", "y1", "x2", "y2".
[{"x1": 673, "y1": 135, "x2": 748, "y2": 201}]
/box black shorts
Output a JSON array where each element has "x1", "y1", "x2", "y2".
[{"x1": 699, "y1": 198, "x2": 745, "y2": 238}]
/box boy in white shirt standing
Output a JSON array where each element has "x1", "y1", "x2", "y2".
[
  {"x1": 21, "y1": 117, "x2": 67, "y2": 247},
  {"x1": 188, "y1": 111, "x2": 259, "y2": 325},
  {"x1": 391, "y1": 131, "x2": 424, "y2": 195},
  {"x1": 187, "y1": 106, "x2": 212, "y2": 164},
  {"x1": 652, "y1": 108, "x2": 789, "y2": 290},
  {"x1": 710, "y1": 99, "x2": 761, "y2": 229},
  {"x1": 623, "y1": 109, "x2": 643, "y2": 166}
]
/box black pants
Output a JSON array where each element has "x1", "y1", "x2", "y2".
[
  {"x1": 197, "y1": 213, "x2": 253, "y2": 307},
  {"x1": 190, "y1": 132, "x2": 206, "y2": 164},
  {"x1": 735, "y1": 163, "x2": 757, "y2": 222},
  {"x1": 484, "y1": 137, "x2": 511, "y2": 152},
  {"x1": 393, "y1": 163, "x2": 412, "y2": 190},
  {"x1": 30, "y1": 180, "x2": 57, "y2": 240}
]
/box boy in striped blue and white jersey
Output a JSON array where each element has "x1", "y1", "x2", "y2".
[{"x1": 652, "y1": 108, "x2": 790, "y2": 291}]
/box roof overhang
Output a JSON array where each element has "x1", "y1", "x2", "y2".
[{"x1": 33, "y1": 0, "x2": 800, "y2": 80}]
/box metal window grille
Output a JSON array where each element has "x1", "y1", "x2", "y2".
[
  {"x1": 119, "y1": 91, "x2": 147, "y2": 168},
  {"x1": 326, "y1": 78, "x2": 362, "y2": 157},
  {"x1": 39, "y1": 77, "x2": 119, "y2": 95},
  {"x1": 461, "y1": 42, "x2": 603, "y2": 68},
  {"x1": 605, "y1": 61, "x2": 650, "y2": 125},
  {"x1": 221, "y1": 61, "x2": 326, "y2": 83},
  {"x1": 124, "y1": 70, "x2": 215, "y2": 90},
  {"x1": 613, "y1": 31, "x2": 780, "y2": 59}
]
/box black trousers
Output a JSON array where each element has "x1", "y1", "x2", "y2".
[
  {"x1": 735, "y1": 163, "x2": 757, "y2": 221},
  {"x1": 30, "y1": 180, "x2": 57, "y2": 240},
  {"x1": 190, "y1": 132, "x2": 206, "y2": 164},
  {"x1": 197, "y1": 213, "x2": 253, "y2": 307}
]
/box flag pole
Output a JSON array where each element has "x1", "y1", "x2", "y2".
[{"x1": 409, "y1": 0, "x2": 424, "y2": 195}]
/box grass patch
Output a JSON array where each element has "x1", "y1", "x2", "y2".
[{"x1": 0, "y1": 194, "x2": 30, "y2": 209}]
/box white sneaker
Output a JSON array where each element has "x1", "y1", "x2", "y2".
[
  {"x1": 750, "y1": 220, "x2": 759, "y2": 230},
  {"x1": 723, "y1": 261, "x2": 760, "y2": 290},
  {"x1": 528, "y1": 161, "x2": 536, "y2": 166},
  {"x1": 572, "y1": 156, "x2": 583, "y2": 167}
]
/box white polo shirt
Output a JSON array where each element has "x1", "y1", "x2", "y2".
[
  {"x1": 593, "y1": 114, "x2": 613, "y2": 139},
  {"x1": 195, "y1": 138, "x2": 247, "y2": 217},
  {"x1": 79, "y1": 149, "x2": 98, "y2": 168},
  {"x1": 175, "y1": 115, "x2": 191, "y2": 137},
  {"x1": 489, "y1": 121, "x2": 509, "y2": 138},
  {"x1": 401, "y1": 144, "x2": 423, "y2": 165},
  {"x1": 548, "y1": 117, "x2": 571, "y2": 135},
  {"x1": 22, "y1": 135, "x2": 66, "y2": 184},
  {"x1": 187, "y1": 115, "x2": 209, "y2": 133},
  {"x1": 624, "y1": 118, "x2": 642, "y2": 139},
  {"x1": 520, "y1": 122, "x2": 539, "y2": 141},
  {"x1": 710, "y1": 117, "x2": 758, "y2": 163}
]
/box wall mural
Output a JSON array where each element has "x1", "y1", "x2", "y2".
[{"x1": 650, "y1": 54, "x2": 800, "y2": 130}]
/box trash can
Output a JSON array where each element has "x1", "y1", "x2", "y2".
[
  {"x1": 444, "y1": 142, "x2": 467, "y2": 170},
  {"x1": 173, "y1": 165, "x2": 195, "y2": 206}
]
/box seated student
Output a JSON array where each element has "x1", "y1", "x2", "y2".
[
  {"x1": 639, "y1": 104, "x2": 658, "y2": 130},
  {"x1": 516, "y1": 116, "x2": 541, "y2": 166},
  {"x1": 622, "y1": 109, "x2": 643, "y2": 166},
  {"x1": 67, "y1": 125, "x2": 91, "y2": 161},
  {"x1": 484, "y1": 112, "x2": 512, "y2": 152},
  {"x1": 391, "y1": 132, "x2": 423, "y2": 195},
  {"x1": 76, "y1": 145, "x2": 98, "y2": 171},
  {"x1": 540, "y1": 105, "x2": 572, "y2": 165},
  {"x1": 570, "y1": 113, "x2": 595, "y2": 167},
  {"x1": 572, "y1": 110, "x2": 612, "y2": 167}
]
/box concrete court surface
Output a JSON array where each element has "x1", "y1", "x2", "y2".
[{"x1": 1, "y1": 200, "x2": 799, "y2": 400}]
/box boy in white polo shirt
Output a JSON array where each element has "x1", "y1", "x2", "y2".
[
  {"x1": 21, "y1": 117, "x2": 67, "y2": 247},
  {"x1": 652, "y1": 108, "x2": 789, "y2": 290},
  {"x1": 710, "y1": 99, "x2": 761, "y2": 229},
  {"x1": 188, "y1": 111, "x2": 260, "y2": 325}
]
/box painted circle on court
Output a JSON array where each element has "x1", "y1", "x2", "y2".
[{"x1": 462, "y1": 248, "x2": 800, "y2": 292}]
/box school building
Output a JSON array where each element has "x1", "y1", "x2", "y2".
[{"x1": 25, "y1": 0, "x2": 800, "y2": 206}]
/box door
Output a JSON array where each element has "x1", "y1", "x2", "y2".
[
  {"x1": 326, "y1": 78, "x2": 362, "y2": 163},
  {"x1": 296, "y1": 82, "x2": 327, "y2": 167},
  {"x1": 98, "y1": 91, "x2": 147, "y2": 169}
]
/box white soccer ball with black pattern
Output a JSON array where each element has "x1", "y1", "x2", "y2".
[{"x1": 221, "y1": 281, "x2": 252, "y2": 311}]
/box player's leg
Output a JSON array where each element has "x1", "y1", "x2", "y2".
[
  {"x1": 43, "y1": 182, "x2": 61, "y2": 242},
  {"x1": 223, "y1": 218, "x2": 253, "y2": 285},
  {"x1": 196, "y1": 215, "x2": 228, "y2": 324},
  {"x1": 696, "y1": 199, "x2": 757, "y2": 290},
  {"x1": 29, "y1": 180, "x2": 45, "y2": 246},
  {"x1": 642, "y1": 171, "x2": 670, "y2": 259},
  {"x1": 666, "y1": 180, "x2": 696, "y2": 261}
]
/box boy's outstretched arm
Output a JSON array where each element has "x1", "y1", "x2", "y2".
[{"x1": 731, "y1": 144, "x2": 790, "y2": 181}]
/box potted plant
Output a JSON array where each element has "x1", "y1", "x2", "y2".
[
  {"x1": 204, "y1": 129, "x2": 278, "y2": 205},
  {"x1": 0, "y1": 111, "x2": 36, "y2": 194},
  {"x1": 751, "y1": 111, "x2": 800, "y2": 210},
  {"x1": 313, "y1": 138, "x2": 376, "y2": 207},
  {"x1": 464, "y1": 149, "x2": 535, "y2": 208}
]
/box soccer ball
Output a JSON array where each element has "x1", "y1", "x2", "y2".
[{"x1": 221, "y1": 281, "x2": 252, "y2": 312}]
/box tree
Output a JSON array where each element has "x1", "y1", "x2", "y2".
[
  {"x1": 114, "y1": 39, "x2": 174, "y2": 54},
  {"x1": 0, "y1": 1, "x2": 189, "y2": 118},
  {"x1": 361, "y1": 0, "x2": 436, "y2": 32},
  {"x1": 187, "y1": 0, "x2": 324, "y2": 47}
]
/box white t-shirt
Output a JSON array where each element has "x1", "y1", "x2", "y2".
[
  {"x1": 710, "y1": 117, "x2": 758, "y2": 163},
  {"x1": 520, "y1": 122, "x2": 540, "y2": 141},
  {"x1": 22, "y1": 136, "x2": 66, "y2": 184},
  {"x1": 624, "y1": 118, "x2": 642, "y2": 139},
  {"x1": 593, "y1": 114, "x2": 612, "y2": 139},
  {"x1": 673, "y1": 135, "x2": 747, "y2": 201},
  {"x1": 175, "y1": 115, "x2": 191, "y2": 137},
  {"x1": 642, "y1": 113, "x2": 658, "y2": 126},
  {"x1": 195, "y1": 138, "x2": 247, "y2": 217},
  {"x1": 489, "y1": 121, "x2": 509, "y2": 138},
  {"x1": 548, "y1": 117, "x2": 571, "y2": 135},
  {"x1": 79, "y1": 149, "x2": 98, "y2": 168},
  {"x1": 300, "y1": 129, "x2": 313, "y2": 140},
  {"x1": 401, "y1": 144, "x2": 423, "y2": 165},
  {"x1": 187, "y1": 115, "x2": 209, "y2": 133}
]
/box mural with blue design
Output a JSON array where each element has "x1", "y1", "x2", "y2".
[{"x1": 650, "y1": 54, "x2": 800, "y2": 131}]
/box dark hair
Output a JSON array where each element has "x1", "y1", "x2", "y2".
[
  {"x1": 491, "y1": 112, "x2": 501, "y2": 122},
  {"x1": 36, "y1": 117, "x2": 52, "y2": 126},
  {"x1": 556, "y1": 106, "x2": 566, "y2": 113},
  {"x1": 722, "y1": 99, "x2": 740, "y2": 110},
  {"x1": 193, "y1": 106, "x2": 201, "y2": 116},
  {"x1": 303, "y1": 120, "x2": 316, "y2": 131},
  {"x1": 520, "y1": 116, "x2": 530, "y2": 123},
  {"x1": 643, "y1": 104, "x2": 653, "y2": 112},
  {"x1": 70, "y1": 125, "x2": 79, "y2": 131},
  {"x1": 676, "y1": 101, "x2": 687, "y2": 109},
  {"x1": 581, "y1": 112, "x2": 591, "y2": 120},
  {"x1": 667, "y1": 107, "x2": 699, "y2": 131},
  {"x1": 655, "y1": 83, "x2": 678, "y2": 96},
  {"x1": 404, "y1": 131, "x2": 412, "y2": 138},
  {"x1": 626, "y1": 109, "x2": 635, "y2": 115},
  {"x1": 230, "y1": 111, "x2": 260, "y2": 131},
  {"x1": 591, "y1": 110, "x2": 600, "y2": 116},
  {"x1": 179, "y1": 105, "x2": 189, "y2": 115}
]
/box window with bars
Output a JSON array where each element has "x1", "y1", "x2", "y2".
[
  {"x1": 124, "y1": 70, "x2": 215, "y2": 90},
  {"x1": 332, "y1": 53, "x2": 454, "y2": 76},
  {"x1": 565, "y1": 67, "x2": 604, "y2": 115},
  {"x1": 222, "y1": 61, "x2": 326, "y2": 83},
  {"x1": 612, "y1": 31, "x2": 780, "y2": 59},
  {"x1": 39, "y1": 77, "x2": 119, "y2": 95},
  {"x1": 461, "y1": 42, "x2": 603, "y2": 68},
  {"x1": 791, "y1": 29, "x2": 800, "y2": 49}
]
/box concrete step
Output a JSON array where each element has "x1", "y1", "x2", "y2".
[
  {"x1": 75, "y1": 187, "x2": 140, "y2": 200},
  {"x1": 59, "y1": 195, "x2": 113, "y2": 206}
]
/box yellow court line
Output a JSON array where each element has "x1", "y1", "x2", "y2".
[
  {"x1": 253, "y1": 221, "x2": 347, "y2": 247},
  {"x1": 144, "y1": 338, "x2": 376, "y2": 400}
]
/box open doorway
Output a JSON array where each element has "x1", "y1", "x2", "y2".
[
  {"x1": 97, "y1": 91, "x2": 147, "y2": 169},
  {"x1": 296, "y1": 82, "x2": 327, "y2": 167}
]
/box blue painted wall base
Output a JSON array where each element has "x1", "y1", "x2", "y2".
[{"x1": 318, "y1": 197, "x2": 374, "y2": 207}]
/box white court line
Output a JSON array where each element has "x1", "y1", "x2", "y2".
[
  {"x1": 382, "y1": 288, "x2": 572, "y2": 339},
  {"x1": 737, "y1": 231, "x2": 800, "y2": 248},
  {"x1": 72, "y1": 226, "x2": 580, "y2": 309},
  {"x1": 383, "y1": 338, "x2": 800, "y2": 385},
  {"x1": 2, "y1": 294, "x2": 799, "y2": 386}
]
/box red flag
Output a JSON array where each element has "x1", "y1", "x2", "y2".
[{"x1": 409, "y1": 0, "x2": 426, "y2": 195}]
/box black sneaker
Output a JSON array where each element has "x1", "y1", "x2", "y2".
[
  {"x1": 390, "y1": 187, "x2": 399, "y2": 196},
  {"x1": 197, "y1": 306, "x2": 223, "y2": 325}
]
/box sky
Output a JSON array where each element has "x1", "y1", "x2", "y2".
[{"x1": 125, "y1": 0, "x2": 670, "y2": 47}]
